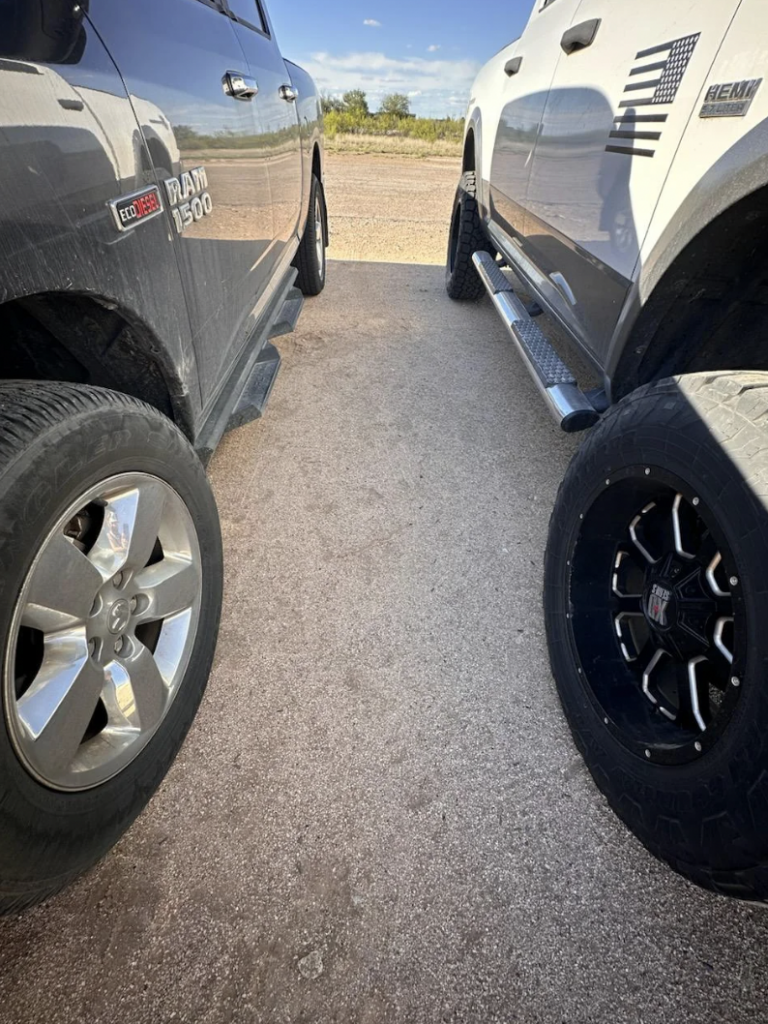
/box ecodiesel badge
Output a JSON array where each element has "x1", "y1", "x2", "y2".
[
  {"x1": 700, "y1": 78, "x2": 762, "y2": 118},
  {"x1": 108, "y1": 185, "x2": 164, "y2": 233}
]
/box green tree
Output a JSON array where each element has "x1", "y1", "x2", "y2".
[
  {"x1": 321, "y1": 94, "x2": 344, "y2": 115},
  {"x1": 342, "y1": 89, "x2": 370, "y2": 115},
  {"x1": 380, "y1": 93, "x2": 411, "y2": 116}
]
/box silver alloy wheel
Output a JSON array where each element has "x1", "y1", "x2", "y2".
[
  {"x1": 315, "y1": 191, "x2": 325, "y2": 274},
  {"x1": 3, "y1": 473, "x2": 202, "y2": 792}
]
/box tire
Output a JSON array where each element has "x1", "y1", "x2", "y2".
[
  {"x1": 445, "y1": 171, "x2": 494, "y2": 301},
  {"x1": 293, "y1": 173, "x2": 327, "y2": 297},
  {"x1": 0, "y1": 382, "x2": 223, "y2": 913},
  {"x1": 545, "y1": 372, "x2": 768, "y2": 901}
]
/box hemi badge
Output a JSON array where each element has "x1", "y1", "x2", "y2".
[
  {"x1": 700, "y1": 78, "x2": 762, "y2": 118},
  {"x1": 108, "y1": 185, "x2": 164, "y2": 233}
]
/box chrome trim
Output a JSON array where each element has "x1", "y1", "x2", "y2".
[
  {"x1": 706, "y1": 552, "x2": 730, "y2": 597},
  {"x1": 714, "y1": 617, "x2": 734, "y2": 664},
  {"x1": 629, "y1": 503, "x2": 658, "y2": 565},
  {"x1": 688, "y1": 657, "x2": 708, "y2": 732},
  {"x1": 642, "y1": 648, "x2": 666, "y2": 705},
  {"x1": 672, "y1": 493, "x2": 696, "y2": 559}
]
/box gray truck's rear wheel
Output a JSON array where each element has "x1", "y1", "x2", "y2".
[
  {"x1": 0, "y1": 383, "x2": 223, "y2": 913},
  {"x1": 545, "y1": 372, "x2": 768, "y2": 900},
  {"x1": 293, "y1": 174, "x2": 327, "y2": 297},
  {"x1": 445, "y1": 171, "x2": 493, "y2": 301}
]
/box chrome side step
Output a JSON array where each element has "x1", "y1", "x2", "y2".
[{"x1": 472, "y1": 251, "x2": 600, "y2": 433}]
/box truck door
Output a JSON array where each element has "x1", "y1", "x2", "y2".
[
  {"x1": 223, "y1": 1, "x2": 303, "y2": 259},
  {"x1": 523, "y1": 0, "x2": 742, "y2": 361},
  {"x1": 88, "y1": 0, "x2": 276, "y2": 407},
  {"x1": 488, "y1": 0, "x2": 584, "y2": 239}
]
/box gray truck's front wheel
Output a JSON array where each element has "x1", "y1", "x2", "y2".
[
  {"x1": 545, "y1": 372, "x2": 768, "y2": 900},
  {"x1": 0, "y1": 383, "x2": 223, "y2": 913}
]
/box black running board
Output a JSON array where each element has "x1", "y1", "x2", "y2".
[
  {"x1": 225, "y1": 341, "x2": 281, "y2": 434},
  {"x1": 195, "y1": 270, "x2": 301, "y2": 463},
  {"x1": 473, "y1": 251, "x2": 600, "y2": 433}
]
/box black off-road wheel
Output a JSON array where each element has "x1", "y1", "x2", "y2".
[
  {"x1": 445, "y1": 171, "x2": 494, "y2": 301},
  {"x1": 293, "y1": 173, "x2": 328, "y2": 297},
  {"x1": 0, "y1": 383, "x2": 223, "y2": 914},
  {"x1": 545, "y1": 372, "x2": 768, "y2": 900}
]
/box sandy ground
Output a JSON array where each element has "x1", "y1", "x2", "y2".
[
  {"x1": 324, "y1": 153, "x2": 459, "y2": 265},
  {"x1": 1, "y1": 156, "x2": 768, "y2": 1023}
]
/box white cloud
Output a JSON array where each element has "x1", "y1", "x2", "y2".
[
  {"x1": 363, "y1": 19, "x2": 381, "y2": 27},
  {"x1": 303, "y1": 50, "x2": 479, "y2": 117},
  {"x1": 427, "y1": 44, "x2": 441, "y2": 52}
]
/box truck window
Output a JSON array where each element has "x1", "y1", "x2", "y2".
[{"x1": 224, "y1": 0, "x2": 268, "y2": 33}]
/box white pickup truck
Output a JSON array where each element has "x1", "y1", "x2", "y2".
[{"x1": 448, "y1": 0, "x2": 768, "y2": 901}]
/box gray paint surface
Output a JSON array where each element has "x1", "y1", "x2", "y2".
[{"x1": 1, "y1": 262, "x2": 766, "y2": 1023}]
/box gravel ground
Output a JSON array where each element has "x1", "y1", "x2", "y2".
[{"x1": 1, "y1": 156, "x2": 768, "y2": 1023}]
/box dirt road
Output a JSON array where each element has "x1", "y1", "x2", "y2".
[
  {"x1": 1, "y1": 156, "x2": 767, "y2": 1024},
  {"x1": 324, "y1": 153, "x2": 458, "y2": 264}
]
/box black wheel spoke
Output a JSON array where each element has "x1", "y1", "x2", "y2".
[{"x1": 611, "y1": 593, "x2": 643, "y2": 616}]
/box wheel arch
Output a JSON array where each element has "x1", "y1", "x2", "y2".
[
  {"x1": 0, "y1": 290, "x2": 195, "y2": 437},
  {"x1": 607, "y1": 121, "x2": 768, "y2": 400}
]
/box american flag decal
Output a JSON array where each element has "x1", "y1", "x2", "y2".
[{"x1": 606, "y1": 34, "x2": 701, "y2": 158}]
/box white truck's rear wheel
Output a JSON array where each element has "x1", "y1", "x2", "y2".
[{"x1": 445, "y1": 171, "x2": 494, "y2": 301}]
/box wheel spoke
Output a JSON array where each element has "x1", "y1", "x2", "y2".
[
  {"x1": 133, "y1": 557, "x2": 199, "y2": 622},
  {"x1": 120, "y1": 643, "x2": 168, "y2": 732},
  {"x1": 682, "y1": 657, "x2": 708, "y2": 732},
  {"x1": 611, "y1": 593, "x2": 643, "y2": 616},
  {"x1": 713, "y1": 617, "x2": 734, "y2": 665},
  {"x1": 89, "y1": 482, "x2": 166, "y2": 580},
  {"x1": 629, "y1": 504, "x2": 659, "y2": 565},
  {"x1": 21, "y1": 534, "x2": 103, "y2": 632},
  {"x1": 16, "y1": 632, "x2": 105, "y2": 778},
  {"x1": 672, "y1": 494, "x2": 696, "y2": 560},
  {"x1": 641, "y1": 647, "x2": 666, "y2": 706},
  {"x1": 706, "y1": 552, "x2": 730, "y2": 598}
]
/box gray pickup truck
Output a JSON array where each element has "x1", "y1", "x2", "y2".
[{"x1": 0, "y1": 0, "x2": 327, "y2": 912}]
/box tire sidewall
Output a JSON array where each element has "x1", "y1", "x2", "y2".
[{"x1": 0, "y1": 393, "x2": 223, "y2": 889}]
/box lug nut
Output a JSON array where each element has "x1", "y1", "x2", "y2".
[
  {"x1": 731, "y1": 676, "x2": 740, "y2": 687},
  {"x1": 113, "y1": 572, "x2": 124, "y2": 588},
  {"x1": 695, "y1": 741, "x2": 702, "y2": 752},
  {"x1": 729, "y1": 576, "x2": 739, "y2": 587},
  {"x1": 644, "y1": 468, "x2": 651, "y2": 476},
  {"x1": 114, "y1": 636, "x2": 125, "y2": 655},
  {"x1": 129, "y1": 596, "x2": 138, "y2": 613},
  {"x1": 88, "y1": 638, "x2": 96, "y2": 658},
  {"x1": 645, "y1": 749, "x2": 651, "y2": 759},
  {"x1": 692, "y1": 497, "x2": 700, "y2": 506}
]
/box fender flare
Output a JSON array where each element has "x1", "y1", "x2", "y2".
[{"x1": 606, "y1": 116, "x2": 768, "y2": 397}]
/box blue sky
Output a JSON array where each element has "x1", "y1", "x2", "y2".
[{"x1": 269, "y1": 1, "x2": 533, "y2": 118}]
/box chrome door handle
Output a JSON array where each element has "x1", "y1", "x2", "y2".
[
  {"x1": 279, "y1": 84, "x2": 298, "y2": 102},
  {"x1": 224, "y1": 71, "x2": 258, "y2": 100}
]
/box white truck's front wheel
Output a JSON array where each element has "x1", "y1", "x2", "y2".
[{"x1": 545, "y1": 372, "x2": 768, "y2": 900}]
